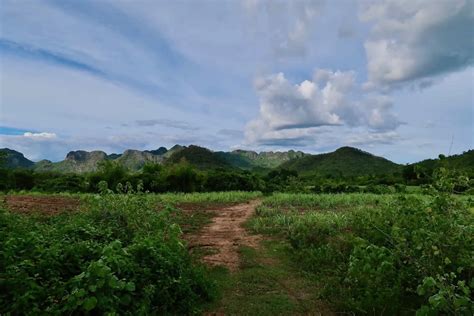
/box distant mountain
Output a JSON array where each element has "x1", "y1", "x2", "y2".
[
  {"x1": 0, "y1": 148, "x2": 34, "y2": 169},
  {"x1": 162, "y1": 145, "x2": 184, "y2": 159},
  {"x1": 280, "y1": 146, "x2": 402, "y2": 178},
  {"x1": 107, "y1": 153, "x2": 122, "y2": 160},
  {"x1": 217, "y1": 149, "x2": 307, "y2": 170},
  {"x1": 115, "y1": 150, "x2": 163, "y2": 170},
  {"x1": 3, "y1": 145, "x2": 473, "y2": 177},
  {"x1": 34, "y1": 148, "x2": 170, "y2": 173},
  {"x1": 145, "y1": 147, "x2": 168, "y2": 156},
  {"x1": 35, "y1": 150, "x2": 109, "y2": 173},
  {"x1": 166, "y1": 145, "x2": 231, "y2": 169}
]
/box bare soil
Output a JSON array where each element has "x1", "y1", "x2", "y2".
[
  {"x1": 4, "y1": 195, "x2": 81, "y2": 215},
  {"x1": 186, "y1": 199, "x2": 262, "y2": 271}
]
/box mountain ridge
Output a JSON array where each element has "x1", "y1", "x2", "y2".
[{"x1": 1, "y1": 146, "x2": 473, "y2": 177}]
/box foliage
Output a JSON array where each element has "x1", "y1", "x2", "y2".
[
  {"x1": 0, "y1": 192, "x2": 216, "y2": 314},
  {"x1": 166, "y1": 145, "x2": 231, "y2": 169},
  {"x1": 205, "y1": 169, "x2": 264, "y2": 192},
  {"x1": 413, "y1": 150, "x2": 474, "y2": 179}
]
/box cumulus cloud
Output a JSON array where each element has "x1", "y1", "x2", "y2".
[
  {"x1": 245, "y1": 69, "x2": 401, "y2": 146},
  {"x1": 360, "y1": 0, "x2": 474, "y2": 87}
]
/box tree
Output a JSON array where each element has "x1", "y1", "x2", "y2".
[{"x1": 165, "y1": 159, "x2": 200, "y2": 192}]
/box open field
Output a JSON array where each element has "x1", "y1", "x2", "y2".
[{"x1": 1, "y1": 190, "x2": 473, "y2": 315}]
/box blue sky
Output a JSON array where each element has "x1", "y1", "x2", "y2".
[{"x1": 0, "y1": 0, "x2": 473, "y2": 163}]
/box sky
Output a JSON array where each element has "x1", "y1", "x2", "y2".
[{"x1": 0, "y1": 0, "x2": 473, "y2": 163}]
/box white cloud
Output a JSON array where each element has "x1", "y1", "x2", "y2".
[
  {"x1": 245, "y1": 69, "x2": 401, "y2": 146},
  {"x1": 23, "y1": 132, "x2": 57, "y2": 139},
  {"x1": 360, "y1": 0, "x2": 474, "y2": 87}
]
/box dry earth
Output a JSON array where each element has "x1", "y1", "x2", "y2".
[
  {"x1": 186, "y1": 199, "x2": 262, "y2": 271},
  {"x1": 4, "y1": 195, "x2": 81, "y2": 215}
]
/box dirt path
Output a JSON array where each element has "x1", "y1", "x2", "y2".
[{"x1": 187, "y1": 199, "x2": 262, "y2": 271}]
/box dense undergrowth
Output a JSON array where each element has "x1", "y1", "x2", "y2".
[
  {"x1": 0, "y1": 191, "x2": 216, "y2": 314},
  {"x1": 250, "y1": 170, "x2": 474, "y2": 314}
]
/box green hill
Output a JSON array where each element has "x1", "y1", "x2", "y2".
[
  {"x1": 166, "y1": 145, "x2": 232, "y2": 169},
  {"x1": 280, "y1": 146, "x2": 402, "y2": 178},
  {"x1": 411, "y1": 150, "x2": 474, "y2": 176}
]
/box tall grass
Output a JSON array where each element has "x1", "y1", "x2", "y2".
[{"x1": 155, "y1": 191, "x2": 262, "y2": 204}]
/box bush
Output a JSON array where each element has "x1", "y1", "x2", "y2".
[{"x1": 0, "y1": 193, "x2": 215, "y2": 314}]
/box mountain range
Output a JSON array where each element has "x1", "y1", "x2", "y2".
[{"x1": 1, "y1": 145, "x2": 473, "y2": 177}]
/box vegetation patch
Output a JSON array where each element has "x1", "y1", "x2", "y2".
[
  {"x1": 0, "y1": 192, "x2": 216, "y2": 314},
  {"x1": 249, "y1": 171, "x2": 474, "y2": 315}
]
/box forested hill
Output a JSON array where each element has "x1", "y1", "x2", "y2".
[
  {"x1": 279, "y1": 146, "x2": 402, "y2": 178},
  {"x1": 412, "y1": 150, "x2": 474, "y2": 176}
]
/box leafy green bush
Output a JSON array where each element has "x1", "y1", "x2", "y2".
[{"x1": 0, "y1": 192, "x2": 215, "y2": 314}]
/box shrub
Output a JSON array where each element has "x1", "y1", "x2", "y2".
[{"x1": 0, "y1": 193, "x2": 215, "y2": 314}]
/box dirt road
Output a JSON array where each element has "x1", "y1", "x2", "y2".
[{"x1": 187, "y1": 199, "x2": 262, "y2": 271}]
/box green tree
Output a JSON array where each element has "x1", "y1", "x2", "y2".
[{"x1": 165, "y1": 159, "x2": 200, "y2": 192}]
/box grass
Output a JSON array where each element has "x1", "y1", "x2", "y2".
[
  {"x1": 205, "y1": 240, "x2": 332, "y2": 315},
  {"x1": 156, "y1": 191, "x2": 262, "y2": 204}
]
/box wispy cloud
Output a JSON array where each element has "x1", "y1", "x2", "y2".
[{"x1": 0, "y1": 39, "x2": 105, "y2": 77}]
